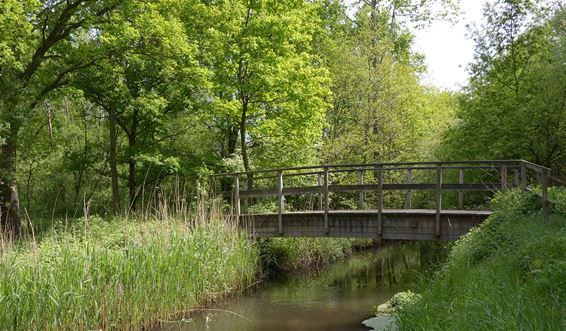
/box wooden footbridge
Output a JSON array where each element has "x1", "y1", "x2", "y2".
[{"x1": 215, "y1": 160, "x2": 555, "y2": 241}]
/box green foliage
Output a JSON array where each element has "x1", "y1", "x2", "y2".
[
  {"x1": 259, "y1": 237, "x2": 352, "y2": 272},
  {"x1": 388, "y1": 290, "x2": 422, "y2": 311},
  {"x1": 443, "y1": 2, "x2": 566, "y2": 176},
  {"x1": 397, "y1": 189, "x2": 566, "y2": 330}
]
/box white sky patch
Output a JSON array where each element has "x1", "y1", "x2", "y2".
[{"x1": 413, "y1": 1, "x2": 493, "y2": 90}]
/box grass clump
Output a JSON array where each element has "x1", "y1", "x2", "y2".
[
  {"x1": 259, "y1": 237, "x2": 352, "y2": 272},
  {"x1": 0, "y1": 214, "x2": 259, "y2": 330},
  {"x1": 397, "y1": 188, "x2": 566, "y2": 330}
]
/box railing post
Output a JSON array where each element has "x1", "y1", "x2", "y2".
[
  {"x1": 234, "y1": 176, "x2": 240, "y2": 218},
  {"x1": 458, "y1": 168, "x2": 464, "y2": 209},
  {"x1": 520, "y1": 161, "x2": 527, "y2": 189},
  {"x1": 377, "y1": 166, "x2": 383, "y2": 238},
  {"x1": 277, "y1": 171, "x2": 284, "y2": 235},
  {"x1": 501, "y1": 164, "x2": 508, "y2": 190},
  {"x1": 242, "y1": 178, "x2": 249, "y2": 215},
  {"x1": 317, "y1": 172, "x2": 323, "y2": 210},
  {"x1": 358, "y1": 169, "x2": 365, "y2": 209},
  {"x1": 435, "y1": 164, "x2": 442, "y2": 238},
  {"x1": 406, "y1": 168, "x2": 413, "y2": 209},
  {"x1": 324, "y1": 167, "x2": 330, "y2": 235},
  {"x1": 542, "y1": 168, "x2": 549, "y2": 222}
]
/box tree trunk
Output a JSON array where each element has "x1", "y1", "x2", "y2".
[
  {"x1": 239, "y1": 99, "x2": 253, "y2": 189},
  {"x1": 0, "y1": 125, "x2": 21, "y2": 238},
  {"x1": 108, "y1": 103, "x2": 121, "y2": 214}
]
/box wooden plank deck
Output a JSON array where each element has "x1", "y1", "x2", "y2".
[{"x1": 240, "y1": 209, "x2": 492, "y2": 241}]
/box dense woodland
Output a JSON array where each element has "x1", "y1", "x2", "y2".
[{"x1": 1, "y1": 0, "x2": 565, "y2": 234}]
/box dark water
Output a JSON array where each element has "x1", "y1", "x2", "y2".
[{"x1": 169, "y1": 243, "x2": 437, "y2": 331}]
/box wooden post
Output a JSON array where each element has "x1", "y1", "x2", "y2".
[
  {"x1": 277, "y1": 171, "x2": 284, "y2": 235},
  {"x1": 234, "y1": 176, "x2": 240, "y2": 218},
  {"x1": 377, "y1": 166, "x2": 383, "y2": 238},
  {"x1": 317, "y1": 172, "x2": 323, "y2": 210},
  {"x1": 358, "y1": 169, "x2": 365, "y2": 209},
  {"x1": 501, "y1": 165, "x2": 508, "y2": 190},
  {"x1": 458, "y1": 168, "x2": 464, "y2": 209},
  {"x1": 324, "y1": 167, "x2": 329, "y2": 235},
  {"x1": 406, "y1": 168, "x2": 413, "y2": 209},
  {"x1": 542, "y1": 169, "x2": 549, "y2": 222},
  {"x1": 242, "y1": 179, "x2": 248, "y2": 214},
  {"x1": 435, "y1": 164, "x2": 442, "y2": 238},
  {"x1": 520, "y1": 161, "x2": 527, "y2": 189}
]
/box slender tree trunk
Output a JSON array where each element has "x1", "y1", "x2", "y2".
[
  {"x1": 0, "y1": 124, "x2": 21, "y2": 237},
  {"x1": 239, "y1": 99, "x2": 253, "y2": 189},
  {"x1": 108, "y1": 103, "x2": 121, "y2": 214}
]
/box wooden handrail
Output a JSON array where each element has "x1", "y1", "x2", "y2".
[
  {"x1": 213, "y1": 159, "x2": 525, "y2": 177},
  {"x1": 224, "y1": 160, "x2": 558, "y2": 230}
]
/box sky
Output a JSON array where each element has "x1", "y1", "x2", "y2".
[
  {"x1": 412, "y1": 1, "x2": 492, "y2": 90},
  {"x1": 344, "y1": 0, "x2": 493, "y2": 91}
]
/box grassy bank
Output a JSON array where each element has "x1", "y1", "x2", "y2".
[
  {"x1": 397, "y1": 189, "x2": 566, "y2": 330},
  {"x1": 259, "y1": 237, "x2": 353, "y2": 272},
  {"x1": 0, "y1": 213, "x2": 260, "y2": 330}
]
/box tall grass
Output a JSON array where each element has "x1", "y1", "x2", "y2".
[
  {"x1": 0, "y1": 202, "x2": 259, "y2": 330},
  {"x1": 397, "y1": 188, "x2": 566, "y2": 330},
  {"x1": 259, "y1": 237, "x2": 353, "y2": 272}
]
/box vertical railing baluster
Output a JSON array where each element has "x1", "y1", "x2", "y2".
[
  {"x1": 520, "y1": 161, "x2": 527, "y2": 189},
  {"x1": 542, "y1": 168, "x2": 549, "y2": 222},
  {"x1": 435, "y1": 164, "x2": 442, "y2": 238},
  {"x1": 359, "y1": 169, "x2": 365, "y2": 209},
  {"x1": 407, "y1": 168, "x2": 413, "y2": 209},
  {"x1": 324, "y1": 167, "x2": 329, "y2": 235},
  {"x1": 377, "y1": 166, "x2": 383, "y2": 238},
  {"x1": 501, "y1": 164, "x2": 508, "y2": 190},
  {"x1": 234, "y1": 176, "x2": 240, "y2": 218},
  {"x1": 458, "y1": 168, "x2": 464, "y2": 209},
  {"x1": 277, "y1": 171, "x2": 284, "y2": 235},
  {"x1": 317, "y1": 172, "x2": 323, "y2": 210}
]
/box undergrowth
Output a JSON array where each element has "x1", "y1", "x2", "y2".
[
  {"x1": 0, "y1": 213, "x2": 259, "y2": 330},
  {"x1": 397, "y1": 188, "x2": 566, "y2": 330}
]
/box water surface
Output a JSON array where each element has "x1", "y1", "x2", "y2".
[{"x1": 171, "y1": 243, "x2": 437, "y2": 331}]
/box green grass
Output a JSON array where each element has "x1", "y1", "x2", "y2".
[
  {"x1": 259, "y1": 237, "x2": 353, "y2": 272},
  {"x1": 397, "y1": 188, "x2": 566, "y2": 330},
  {"x1": 0, "y1": 214, "x2": 260, "y2": 330}
]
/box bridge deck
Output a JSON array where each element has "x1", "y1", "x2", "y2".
[{"x1": 240, "y1": 209, "x2": 492, "y2": 241}]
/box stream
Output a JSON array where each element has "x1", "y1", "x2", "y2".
[{"x1": 170, "y1": 242, "x2": 438, "y2": 331}]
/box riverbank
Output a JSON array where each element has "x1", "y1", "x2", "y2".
[
  {"x1": 396, "y1": 189, "x2": 566, "y2": 330},
  {"x1": 0, "y1": 209, "x2": 355, "y2": 329}
]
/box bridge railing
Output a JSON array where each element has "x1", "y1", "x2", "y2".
[{"x1": 213, "y1": 160, "x2": 554, "y2": 235}]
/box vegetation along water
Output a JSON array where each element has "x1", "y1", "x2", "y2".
[{"x1": 1, "y1": 0, "x2": 565, "y2": 330}]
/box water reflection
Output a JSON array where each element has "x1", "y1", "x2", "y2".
[{"x1": 167, "y1": 242, "x2": 439, "y2": 331}]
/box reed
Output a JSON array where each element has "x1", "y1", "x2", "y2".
[{"x1": 0, "y1": 200, "x2": 259, "y2": 330}]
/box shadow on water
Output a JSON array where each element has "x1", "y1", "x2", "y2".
[{"x1": 166, "y1": 242, "x2": 442, "y2": 331}]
